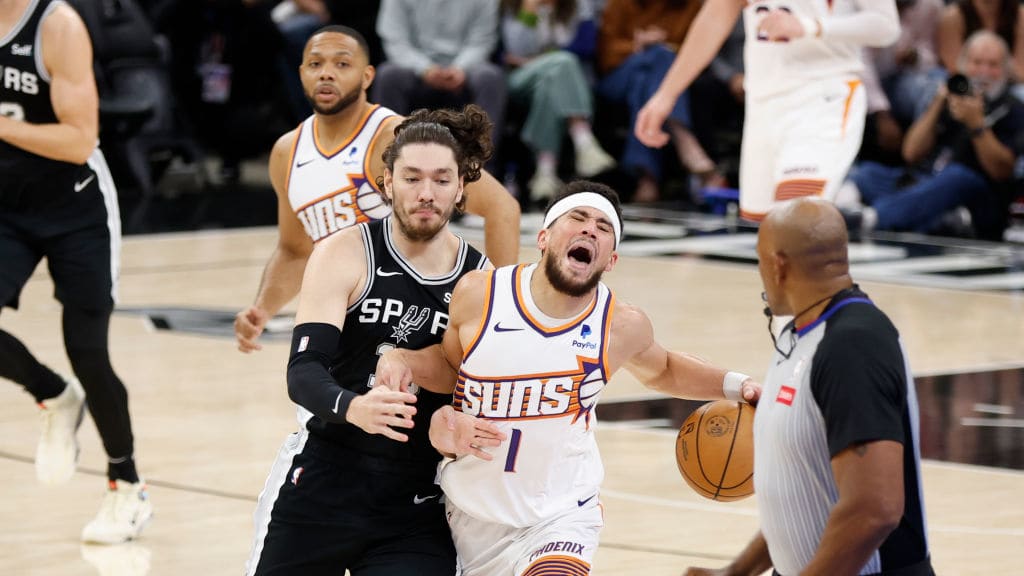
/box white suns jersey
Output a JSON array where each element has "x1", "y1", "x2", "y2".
[
  {"x1": 286, "y1": 105, "x2": 396, "y2": 242},
  {"x1": 743, "y1": 0, "x2": 865, "y2": 99},
  {"x1": 440, "y1": 264, "x2": 615, "y2": 528}
]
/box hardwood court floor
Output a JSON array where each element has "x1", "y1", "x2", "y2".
[{"x1": 0, "y1": 224, "x2": 1022, "y2": 575}]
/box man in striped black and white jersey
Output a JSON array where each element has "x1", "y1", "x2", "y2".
[
  {"x1": 686, "y1": 197, "x2": 933, "y2": 576},
  {"x1": 635, "y1": 0, "x2": 900, "y2": 221}
]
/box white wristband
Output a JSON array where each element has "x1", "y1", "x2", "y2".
[{"x1": 723, "y1": 371, "x2": 749, "y2": 402}]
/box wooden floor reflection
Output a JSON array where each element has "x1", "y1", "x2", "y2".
[{"x1": 0, "y1": 226, "x2": 1021, "y2": 575}]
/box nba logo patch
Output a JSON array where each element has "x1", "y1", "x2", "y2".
[
  {"x1": 297, "y1": 336, "x2": 309, "y2": 352},
  {"x1": 776, "y1": 386, "x2": 796, "y2": 406}
]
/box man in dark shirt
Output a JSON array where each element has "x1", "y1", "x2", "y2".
[{"x1": 850, "y1": 30, "x2": 1024, "y2": 240}]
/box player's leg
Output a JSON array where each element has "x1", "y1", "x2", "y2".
[
  {"x1": 247, "y1": 433, "x2": 364, "y2": 575},
  {"x1": 773, "y1": 79, "x2": 866, "y2": 205},
  {"x1": 738, "y1": 96, "x2": 777, "y2": 222},
  {"x1": 350, "y1": 469, "x2": 455, "y2": 575},
  {"x1": 0, "y1": 210, "x2": 85, "y2": 484},
  {"x1": 513, "y1": 501, "x2": 604, "y2": 576}
]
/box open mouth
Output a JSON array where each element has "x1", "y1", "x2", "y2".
[{"x1": 568, "y1": 245, "x2": 593, "y2": 265}]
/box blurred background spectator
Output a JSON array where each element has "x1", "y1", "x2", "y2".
[
  {"x1": 371, "y1": 0, "x2": 506, "y2": 169},
  {"x1": 500, "y1": 0, "x2": 615, "y2": 203},
  {"x1": 596, "y1": 0, "x2": 725, "y2": 203},
  {"x1": 847, "y1": 31, "x2": 1024, "y2": 241}
]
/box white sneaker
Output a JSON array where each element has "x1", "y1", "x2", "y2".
[
  {"x1": 81, "y1": 542, "x2": 152, "y2": 576},
  {"x1": 528, "y1": 171, "x2": 563, "y2": 201},
  {"x1": 574, "y1": 142, "x2": 616, "y2": 177},
  {"x1": 82, "y1": 480, "x2": 154, "y2": 544},
  {"x1": 36, "y1": 376, "x2": 86, "y2": 485}
]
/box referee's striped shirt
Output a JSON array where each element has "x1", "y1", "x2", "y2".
[{"x1": 754, "y1": 287, "x2": 932, "y2": 575}]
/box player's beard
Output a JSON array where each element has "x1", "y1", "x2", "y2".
[
  {"x1": 543, "y1": 253, "x2": 603, "y2": 297},
  {"x1": 305, "y1": 86, "x2": 360, "y2": 116},
  {"x1": 393, "y1": 200, "x2": 454, "y2": 242}
]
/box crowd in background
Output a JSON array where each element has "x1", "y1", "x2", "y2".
[{"x1": 76, "y1": 0, "x2": 1024, "y2": 242}]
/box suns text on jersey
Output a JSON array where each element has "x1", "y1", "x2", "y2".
[{"x1": 296, "y1": 191, "x2": 366, "y2": 241}]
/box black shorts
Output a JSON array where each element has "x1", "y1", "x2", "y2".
[
  {"x1": 250, "y1": 433, "x2": 456, "y2": 576},
  {"x1": 0, "y1": 153, "x2": 120, "y2": 312}
]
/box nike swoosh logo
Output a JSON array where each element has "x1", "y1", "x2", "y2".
[
  {"x1": 296, "y1": 158, "x2": 317, "y2": 168},
  {"x1": 577, "y1": 494, "x2": 596, "y2": 507},
  {"x1": 331, "y1": 391, "x2": 344, "y2": 414},
  {"x1": 376, "y1": 267, "x2": 403, "y2": 277},
  {"x1": 494, "y1": 323, "x2": 524, "y2": 332},
  {"x1": 413, "y1": 494, "x2": 439, "y2": 504},
  {"x1": 74, "y1": 174, "x2": 95, "y2": 192}
]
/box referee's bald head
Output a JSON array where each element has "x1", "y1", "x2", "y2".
[{"x1": 761, "y1": 197, "x2": 849, "y2": 281}]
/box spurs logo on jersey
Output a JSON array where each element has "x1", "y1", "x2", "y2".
[
  {"x1": 356, "y1": 298, "x2": 448, "y2": 340},
  {"x1": 287, "y1": 104, "x2": 397, "y2": 242},
  {"x1": 440, "y1": 264, "x2": 614, "y2": 527}
]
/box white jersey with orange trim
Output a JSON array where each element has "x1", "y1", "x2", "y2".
[
  {"x1": 743, "y1": 0, "x2": 864, "y2": 100},
  {"x1": 440, "y1": 263, "x2": 614, "y2": 528},
  {"x1": 286, "y1": 105, "x2": 397, "y2": 242}
]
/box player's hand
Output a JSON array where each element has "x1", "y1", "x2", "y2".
[
  {"x1": 741, "y1": 378, "x2": 761, "y2": 406},
  {"x1": 635, "y1": 91, "x2": 675, "y2": 148},
  {"x1": 758, "y1": 10, "x2": 806, "y2": 42},
  {"x1": 346, "y1": 384, "x2": 418, "y2": 442},
  {"x1": 430, "y1": 405, "x2": 507, "y2": 460},
  {"x1": 235, "y1": 305, "x2": 269, "y2": 353},
  {"x1": 375, "y1": 349, "x2": 416, "y2": 393}
]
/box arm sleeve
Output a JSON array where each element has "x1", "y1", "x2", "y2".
[
  {"x1": 819, "y1": 0, "x2": 901, "y2": 47},
  {"x1": 376, "y1": 0, "x2": 434, "y2": 74},
  {"x1": 811, "y1": 310, "x2": 908, "y2": 457},
  {"x1": 286, "y1": 323, "x2": 354, "y2": 424}
]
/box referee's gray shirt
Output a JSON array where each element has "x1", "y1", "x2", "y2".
[{"x1": 754, "y1": 287, "x2": 931, "y2": 575}]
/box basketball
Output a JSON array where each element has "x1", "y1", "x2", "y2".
[{"x1": 675, "y1": 400, "x2": 755, "y2": 501}]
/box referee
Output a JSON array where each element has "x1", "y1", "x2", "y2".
[{"x1": 687, "y1": 197, "x2": 933, "y2": 576}]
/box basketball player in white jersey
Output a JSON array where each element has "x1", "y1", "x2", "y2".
[
  {"x1": 634, "y1": 0, "x2": 900, "y2": 221},
  {"x1": 0, "y1": 0, "x2": 151, "y2": 543},
  {"x1": 234, "y1": 25, "x2": 520, "y2": 353},
  {"x1": 375, "y1": 180, "x2": 761, "y2": 575}
]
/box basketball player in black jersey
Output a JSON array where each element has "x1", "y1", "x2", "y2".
[
  {"x1": 0, "y1": 0, "x2": 151, "y2": 543},
  {"x1": 245, "y1": 105, "x2": 493, "y2": 575}
]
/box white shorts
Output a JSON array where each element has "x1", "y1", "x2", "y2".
[
  {"x1": 447, "y1": 496, "x2": 604, "y2": 576},
  {"x1": 739, "y1": 77, "x2": 866, "y2": 221}
]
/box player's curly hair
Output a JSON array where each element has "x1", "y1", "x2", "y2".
[{"x1": 376, "y1": 104, "x2": 494, "y2": 213}]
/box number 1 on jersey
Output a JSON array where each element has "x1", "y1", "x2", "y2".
[{"x1": 504, "y1": 428, "x2": 522, "y2": 473}]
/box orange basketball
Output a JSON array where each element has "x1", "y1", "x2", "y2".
[{"x1": 675, "y1": 400, "x2": 755, "y2": 501}]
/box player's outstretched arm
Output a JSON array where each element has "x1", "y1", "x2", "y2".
[
  {"x1": 235, "y1": 132, "x2": 314, "y2": 352},
  {"x1": 615, "y1": 304, "x2": 760, "y2": 403},
  {"x1": 429, "y1": 405, "x2": 507, "y2": 460},
  {"x1": 376, "y1": 344, "x2": 457, "y2": 394},
  {"x1": 684, "y1": 531, "x2": 773, "y2": 576},
  {"x1": 464, "y1": 170, "x2": 522, "y2": 267},
  {"x1": 635, "y1": 0, "x2": 744, "y2": 148}
]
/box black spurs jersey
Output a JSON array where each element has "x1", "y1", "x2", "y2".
[
  {"x1": 305, "y1": 218, "x2": 489, "y2": 469},
  {"x1": 0, "y1": 0, "x2": 90, "y2": 208}
]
